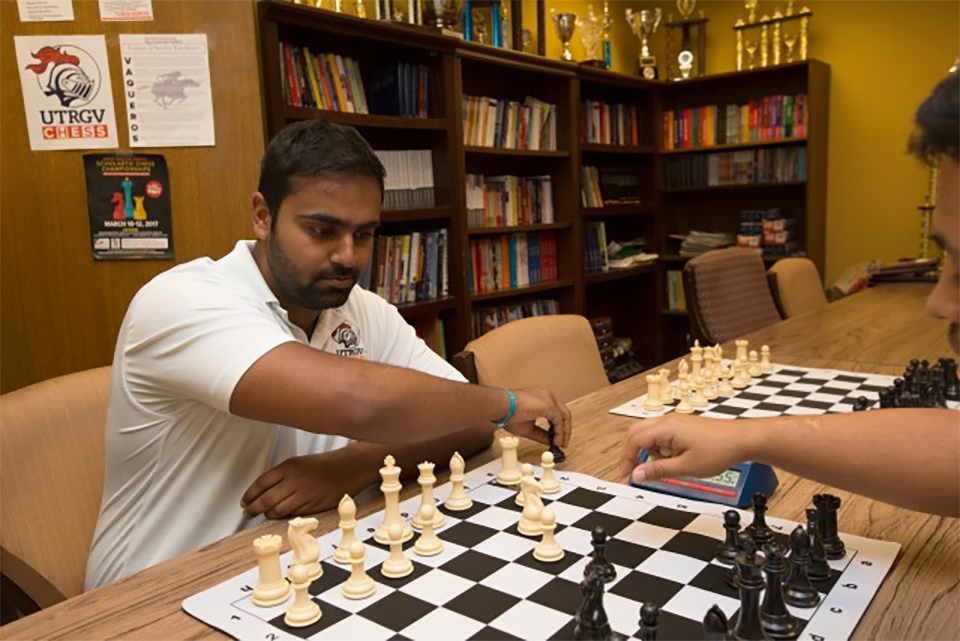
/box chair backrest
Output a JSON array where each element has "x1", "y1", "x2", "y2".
[
  {"x1": 683, "y1": 248, "x2": 782, "y2": 344},
  {"x1": 457, "y1": 315, "x2": 609, "y2": 404},
  {"x1": 767, "y1": 257, "x2": 828, "y2": 318},
  {"x1": 0, "y1": 366, "x2": 110, "y2": 608}
]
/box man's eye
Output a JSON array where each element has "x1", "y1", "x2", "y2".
[
  {"x1": 356, "y1": 230, "x2": 376, "y2": 240},
  {"x1": 310, "y1": 227, "x2": 335, "y2": 238}
]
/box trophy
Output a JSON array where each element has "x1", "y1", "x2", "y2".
[
  {"x1": 744, "y1": 0, "x2": 758, "y2": 23},
  {"x1": 579, "y1": 5, "x2": 605, "y2": 67},
  {"x1": 677, "y1": 0, "x2": 695, "y2": 19},
  {"x1": 473, "y1": 8, "x2": 489, "y2": 44},
  {"x1": 626, "y1": 7, "x2": 662, "y2": 79},
  {"x1": 430, "y1": 0, "x2": 463, "y2": 30},
  {"x1": 551, "y1": 9, "x2": 578, "y2": 62}
]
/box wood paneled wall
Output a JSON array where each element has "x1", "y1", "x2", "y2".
[{"x1": 1, "y1": 0, "x2": 266, "y2": 393}]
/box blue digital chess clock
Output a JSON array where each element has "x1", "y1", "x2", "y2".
[{"x1": 629, "y1": 451, "x2": 779, "y2": 508}]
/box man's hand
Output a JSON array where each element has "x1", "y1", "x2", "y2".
[
  {"x1": 507, "y1": 387, "x2": 573, "y2": 448},
  {"x1": 620, "y1": 414, "x2": 756, "y2": 483}
]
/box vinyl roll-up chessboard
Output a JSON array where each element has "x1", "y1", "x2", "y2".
[{"x1": 182, "y1": 459, "x2": 899, "y2": 641}]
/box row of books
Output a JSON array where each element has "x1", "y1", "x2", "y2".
[
  {"x1": 375, "y1": 150, "x2": 435, "y2": 210},
  {"x1": 665, "y1": 270, "x2": 687, "y2": 312},
  {"x1": 373, "y1": 230, "x2": 449, "y2": 305},
  {"x1": 662, "y1": 94, "x2": 808, "y2": 150},
  {"x1": 367, "y1": 62, "x2": 430, "y2": 118},
  {"x1": 279, "y1": 43, "x2": 368, "y2": 113},
  {"x1": 584, "y1": 221, "x2": 609, "y2": 273},
  {"x1": 581, "y1": 101, "x2": 641, "y2": 146},
  {"x1": 462, "y1": 95, "x2": 558, "y2": 151},
  {"x1": 662, "y1": 147, "x2": 807, "y2": 189},
  {"x1": 472, "y1": 299, "x2": 560, "y2": 338},
  {"x1": 465, "y1": 174, "x2": 554, "y2": 228},
  {"x1": 469, "y1": 232, "x2": 558, "y2": 294},
  {"x1": 581, "y1": 165, "x2": 642, "y2": 206}
]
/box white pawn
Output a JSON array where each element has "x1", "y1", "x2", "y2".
[
  {"x1": 381, "y1": 523, "x2": 413, "y2": 578},
  {"x1": 516, "y1": 463, "x2": 534, "y2": 506},
  {"x1": 413, "y1": 504, "x2": 443, "y2": 556},
  {"x1": 444, "y1": 451, "x2": 473, "y2": 511},
  {"x1": 675, "y1": 380, "x2": 694, "y2": 414},
  {"x1": 412, "y1": 461, "x2": 445, "y2": 530},
  {"x1": 736, "y1": 339, "x2": 749, "y2": 363},
  {"x1": 533, "y1": 508, "x2": 564, "y2": 562},
  {"x1": 288, "y1": 517, "x2": 322, "y2": 581},
  {"x1": 497, "y1": 436, "x2": 522, "y2": 486},
  {"x1": 540, "y1": 451, "x2": 561, "y2": 494},
  {"x1": 284, "y1": 564, "x2": 321, "y2": 627},
  {"x1": 643, "y1": 374, "x2": 664, "y2": 411},
  {"x1": 690, "y1": 375, "x2": 709, "y2": 407},
  {"x1": 659, "y1": 368, "x2": 673, "y2": 405},
  {"x1": 718, "y1": 365, "x2": 735, "y2": 396},
  {"x1": 703, "y1": 372, "x2": 718, "y2": 400},
  {"x1": 252, "y1": 534, "x2": 291, "y2": 607},
  {"x1": 334, "y1": 494, "x2": 357, "y2": 565},
  {"x1": 748, "y1": 350, "x2": 762, "y2": 377},
  {"x1": 760, "y1": 345, "x2": 773, "y2": 372},
  {"x1": 342, "y1": 541, "x2": 376, "y2": 600},
  {"x1": 731, "y1": 361, "x2": 748, "y2": 389}
]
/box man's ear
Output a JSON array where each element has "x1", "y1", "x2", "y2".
[{"x1": 252, "y1": 192, "x2": 272, "y2": 241}]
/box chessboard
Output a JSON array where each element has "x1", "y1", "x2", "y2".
[
  {"x1": 182, "y1": 459, "x2": 899, "y2": 641},
  {"x1": 611, "y1": 362, "x2": 960, "y2": 420}
]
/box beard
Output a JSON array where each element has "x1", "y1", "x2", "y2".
[
  {"x1": 949, "y1": 323, "x2": 959, "y2": 354},
  {"x1": 266, "y1": 234, "x2": 357, "y2": 311}
]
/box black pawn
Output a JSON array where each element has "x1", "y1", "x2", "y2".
[
  {"x1": 639, "y1": 603, "x2": 659, "y2": 641},
  {"x1": 744, "y1": 492, "x2": 773, "y2": 548},
  {"x1": 852, "y1": 396, "x2": 870, "y2": 411},
  {"x1": 878, "y1": 389, "x2": 892, "y2": 409},
  {"x1": 716, "y1": 510, "x2": 741, "y2": 566},
  {"x1": 703, "y1": 604, "x2": 732, "y2": 641},
  {"x1": 587, "y1": 526, "x2": 617, "y2": 583},
  {"x1": 782, "y1": 525, "x2": 820, "y2": 609},
  {"x1": 760, "y1": 544, "x2": 799, "y2": 640},
  {"x1": 805, "y1": 508, "x2": 831, "y2": 582},
  {"x1": 815, "y1": 494, "x2": 846, "y2": 560},
  {"x1": 548, "y1": 425, "x2": 567, "y2": 463},
  {"x1": 574, "y1": 571, "x2": 613, "y2": 641},
  {"x1": 732, "y1": 534, "x2": 766, "y2": 641},
  {"x1": 726, "y1": 532, "x2": 753, "y2": 590},
  {"x1": 945, "y1": 359, "x2": 959, "y2": 402}
]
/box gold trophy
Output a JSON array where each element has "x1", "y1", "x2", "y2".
[
  {"x1": 473, "y1": 8, "x2": 489, "y2": 44},
  {"x1": 744, "y1": 0, "x2": 758, "y2": 23},
  {"x1": 579, "y1": 5, "x2": 605, "y2": 67},
  {"x1": 626, "y1": 7, "x2": 662, "y2": 79},
  {"x1": 677, "y1": 0, "x2": 696, "y2": 79},
  {"x1": 430, "y1": 0, "x2": 464, "y2": 37},
  {"x1": 551, "y1": 9, "x2": 578, "y2": 62}
]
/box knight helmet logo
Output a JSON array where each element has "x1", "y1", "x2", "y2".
[
  {"x1": 26, "y1": 45, "x2": 100, "y2": 108},
  {"x1": 332, "y1": 322, "x2": 360, "y2": 349}
]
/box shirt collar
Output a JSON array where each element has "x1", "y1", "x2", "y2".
[{"x1": 218, "y1": 240, "x2": 280, "y2": 306}]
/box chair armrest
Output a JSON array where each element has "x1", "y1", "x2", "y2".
[
  {"x1": 0, "y1": 545, "x2": 66, "y2": 611},
  {"x1": 451, "y1": 350, "x2": 479, "y2": 385}
]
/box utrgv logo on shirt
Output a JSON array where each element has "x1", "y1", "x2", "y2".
[{"x1": 332, "y1": 321, "x2": 365, "y2": 358}]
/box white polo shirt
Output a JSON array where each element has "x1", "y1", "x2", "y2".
[{"x1": 85, "y1": 241, "x2": 465, "y2": 590}]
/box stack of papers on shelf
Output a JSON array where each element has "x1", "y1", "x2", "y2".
[{"x1": 677, "y1": 231, "x2": 736, "y2": 257}]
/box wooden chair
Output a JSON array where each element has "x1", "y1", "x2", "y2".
[
  {"x1": 682, "y1": 248, "x2": 782, "y2": 345},
  {"x1": 451, "y1": 315, "x2": 609, "y2": 404},
  {"x1": 0, "y1": 367, "x2": 111, "y2": 616},
  {"x1": 767, "y1": 257, "x2": 829, "y2": 318}
]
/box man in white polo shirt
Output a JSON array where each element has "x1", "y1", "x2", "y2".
[{"x1": 85, "y1": 120, "x2": 572, "y2": 589}]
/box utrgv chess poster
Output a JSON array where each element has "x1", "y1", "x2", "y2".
[
  {"x1": 15, "y1": 35, "x2": 119, "y2": 151},
  {"x1": 83, "y1": 154, "x2": 173, "y2": 260}
]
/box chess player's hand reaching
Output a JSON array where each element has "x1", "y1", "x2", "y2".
[
  {"x1": 241, "y1": 451, "x2": 357, "y2": 519},
  {"x1": 620, "y1": 414, "x2": 749, "y2": 484},
  {"x1": 507, "y1": 388, "x2": 572, "y2": 448}
]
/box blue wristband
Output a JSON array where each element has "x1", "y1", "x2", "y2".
[{"x1": 493, "y1": 389, "x2": 517, "y2": 428}]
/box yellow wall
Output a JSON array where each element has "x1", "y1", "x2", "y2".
[{"x1": 521, "y1": 0, "x2": 958, "y2": 284}]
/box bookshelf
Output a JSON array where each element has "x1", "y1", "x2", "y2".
[{"x1": 257, "y1": 2, "x2": 829, "y2": 367}]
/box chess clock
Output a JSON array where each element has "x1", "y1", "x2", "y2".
[{"x1": 629, "y1": 451, "x2": 779, "y2": 508}]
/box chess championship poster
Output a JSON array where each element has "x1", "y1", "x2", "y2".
[{"x1": 83, "y1": 154, "x2": 173, "y2": 260}]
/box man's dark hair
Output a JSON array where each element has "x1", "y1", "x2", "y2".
[
  {"x1": 909, "y1": 71, "x2": 959, "y2": 163},
  {"x1": 258, "y1": 120, "x2": 386, "y2": 227}
]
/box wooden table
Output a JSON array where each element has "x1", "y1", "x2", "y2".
[{"x1": 3, "y1": 284, "x2": 957, "y2": 640}]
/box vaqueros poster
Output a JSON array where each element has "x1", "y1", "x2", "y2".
[
  {"x1": 15, "y1": 35, "x2": 118, "y2": 151},
  {"x1": 84, "y1": 154, "x2": 173, "y2": 260}
]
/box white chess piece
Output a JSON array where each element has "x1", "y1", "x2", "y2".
[
  {"x1": 413, "y1": 504, "x2": 443, "y2": 556},
  {"x1": 748, "y1": 350, "x2": 762, "y2": 377},
  {"x1": 675, "y1": 380, "x2": 694, "y2": 414},
  {"x1": 659, "y1": 368, "x2": 673, "y2": 405},
  {"x1": 731, "y1": 361, "x2": 748, "y2": 389},
  {"x1": 381, "y1": 523, "x2": 414, "y2": 578},
  {"x1": 690, "y1": 375, "x2": 709, "y2": 407},
  {"x1": 760, "y1": 345, "x2": 773, "y2": 372},
  {"x1": 533, "y1": 508, "x2": 564, "y2": 562},
  {"x1": 643, "y1": 374, "x2": 664, "y2": 411},
  {"x1": 444, "y1": 451, "x2": 473, "y2": 511},
  {"x1": 284, "y1": 563, "x2": 321, "y2": 627},
  {"x1": 736, "y1": 339, "x2": 749, "y2": 363},
  {"x1": 515, "y1": 462, "x2": 534, "y2": 506},
  {"x1": 412, "y1": 461, "x2": 445, "y2": 530},
  {"x1": 691, "y1": 350, "x2": 703, "y2": 379},
  {"x1": 703, "y1": 371, "x2": 718, "y2": 400},
  {"x1": 342, "y1": 541, "x2": 376, "y2": 600},
  {"x1": 540, "y1": 451, "x2": 561, "y2": 494},
  {"x1": 675, "y1": 359, "x2": 689, "y2": 399},
  {"x1": 496, "y1": 436, "x2": 522, "y2": 486},
  {"x1": 288, "y1": 517, "x2": 322, "y2": 581},
  {"x1": 252, "y1": 534, "x2": 291, "y2": 607},
  {"x1": 518, "y1": 466, "x2": 544, "y2": 536},
  {"x1": 718, "y1": 365, "x2": 735, "y2": 396},
  {"x1": 334, "y1": 494, "x2": 357, "y2": 564},
  {"x1": 375, "y1": 455, "x2": 413, "y2": 545}
]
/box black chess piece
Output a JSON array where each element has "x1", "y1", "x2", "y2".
[
  {"x1": 805, "y1": 508, "x2": 831, "y2": 582},
  {"x1": 586, "y1": 526, "x2": 617, "y2": 583},
  {"x1": 852, "y1": 396, "x2": 870, "y2": 411},
  {"x1": 574, "y1": 569, "x2": 625, "y2": 641},
  {"x1": 878, "y1": 389, "x2": 892, "y2": 409},
  {"x1": 760, "y1": 544, "x2": 800, "y2": 640},
  {"x1": 732, "y1": 534, "x2": 767, "y2": 641},
  {"x1": 639, "y1": 603, "x2": 659, "y2": 641},
  {"x1": 703, "y1": 604, "x2": 732, "y2": 641},
  {"x1": 548, "y1": 425, "x2": 567, "y2": 463},
  {"x1": 815, "y1": 494, "x2": 846, "y2": 560},
  {"x1": 716, "y1": 510, "x2": 741, "y2": 566},
  {"x1": 945, "y1": 359, "x2": 960, "y2": 402},
  {"x1": 726, "y1": 532, "x2": 757, "y2": 590},
  {"x1": 782, "y1": 525, "x2": 820, "y2": 609},
  {"x1": 744, "y1": 492, "x2": 773, "y2": 548}
]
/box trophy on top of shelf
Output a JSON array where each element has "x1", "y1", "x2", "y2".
[
  {"x1": 734, "y1": 0, "x2": 813, "y2": 71},
  {"x1": 550, "y1": 8, "x2": 578, "y2": 62},
  {"x1": 579, "y1": 5, "x2": 605, "y2": 67},
  {"x1": 428, "y1": 0, "x2": 465, "y2": 37},
  {"x1": 626, "y1": 7, "x2": 662, "y2": 79},
  {"x1": 665, "y1": 0, "x2": 708, "y2": 80}
]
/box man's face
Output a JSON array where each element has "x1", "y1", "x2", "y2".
[
  {"x1": 927, "y1": 156, "x2": 960, "y2": 353},
  {"x1": 255, "y1": 173, "x2": 380, "y2": 312}
]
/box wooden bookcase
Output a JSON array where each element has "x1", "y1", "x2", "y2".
[{"x1": 257, "y1": 1, "x2": 830, "y2": 367}]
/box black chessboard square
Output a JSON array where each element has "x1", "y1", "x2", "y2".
[
  {"x1": 636, "y1": 609, "x2": 710, "y2": 641},
  {"x1": 503, "y1": 521, "x2": 567, "y2": 538},
  {"x1": 736, "y1": 392, "x2": 770, "y2": 402},
  {"x1": 708, "y1": 404, "x2": 749, "y2": 417},
  {"x1": 268, "y1": 599, "x2": 350, "y2": 638},
  {"x1": 514, "y1": 549, "x2": 583, "y2": 575},
  {"x1": 556, "y1": 487, "x2": 617, "y2": 510},
  {"x1": 570, "y1": 511, "x2": 634, "y2": 537},
  {"x1": 795, "y1": 377, "x2": 830, "y2": 386},
  {"x1": 860, "y1": 384, "x2": 887, "y2": 393},
  {"x1": 604, "y1": 537, "x2": 656, "y2": 568},
  {"x1": 439, "y1": 521, "x2": 500, "y2": 548},
  {"x1": 778, "y1": 369, "x2": 808, "y2": 377},
  {"x1": 818, "y1": 386, "x2": 853, "y2": 396},
  {"x1": 439, "y1": 549, "x2": 508, "y2": 582},
  {"x1": 445, "y1": 584, "x2": 521, "y2": 624},
  {"x1": 660, "y1": 531, "x2": 724, "y2": 562},
  {"x1": 468, "y1": 625, "x2": 522, "y2": 640},
  {"x1": 369, "y1": 559, "x2": 432, "y2": 589},
  {"x1": 548, "y1": 619, "x2": 580, "y2": 641},
  {"x1": 388, "y1": 634, "x2": 412, "y2": 641},
  {"x1": 528, "y1": 576, "x2": 583, "y2": 615},
  {"x1": 690, "y1": 563, "x2": 739, "y2": 600},
  {"x1": 610, "y1": 569, "x2": 685, "y2": 604},
  {"x1": 639, "y1": 506, "x2": 700, "y2": 530},
  {"x1": 797, "y1": 399, "x2": 835, "y2": 410},
  {"x1": 307, "y1": 562, "x2": 351, "y2": 596},
  {"x1": 754, "y1": 402, "x2": 793, "y2": 413},
  {"x1": 813, "y1": 568, "x2": 843, "y2": 594},
  {"x1": 759, "y1": 380, "x2": 790, "y2": 389},
  {"x1": 834, "y1": 374, "x2": 868, "y2": 383},
  {"x1": 355, "y1": 590, "x2": 436, "y2": 632},
  {"x1": 438, "y1": 501, "x2": 490, "y2": 520},
  {"x1": 495, "y1": 495, "x2": 525, "y2": 513},
  {"x1": 778, "y1": 389, "x2": 812, "y2": 398},
  {"x1": 368, "y1": 533, "x2": 419, "y2": 554}
]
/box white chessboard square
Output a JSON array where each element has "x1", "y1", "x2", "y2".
[
  {"x1": 783, "y1": 382, "x2": 822, "y2": 393},
  {"x1": 739, "y1": 409, "x2": 783, "y2": 419},
  {"x1": 402, "y1": 568, "x2": 475, "y2": 605},
  {"x1": 465, "y1": 504, "x2": 521, "y2": 531},
  {"x1": 468, "y1": 483, "x2": 516, "y2": 506},
  {"x1": 473, "y1": 531, "x2": 538, "y2": 561},
  {"x1": 315, "y1": 612, "x2": 394, "y2": 641},
  {"x1": 763, "y1": 394, "x2": 805, "y2": 406},
  {"x1": 605, "y1": 590, "x2": 647, "y2": 634},
  {"x1": 681, "y1": 513, "x2": 726, "y2": 541},
  {"x1": 490, "y1": 598, "x2": 572, "y2": 640},
  {"x1": 664, "y1": 584, "x2": 740, "y2": 621},
  {"x1": 595, "y1": 496, "x2": 655, "y2": 521},
  {"x1": 723, "y1": 397, "x2": 761, "y2": 409},
  {"x1": 537, "y1": 481, "x2": 578, "y2": 502},
  {"x1": 408, "y1": 540, "x2": 469, "y2": 568},
  {"x1": 233, "y1": 593, "x2": 293, "y2": 620},
  {"x1": 317, "y1": 579, "x2": 395, "y2": 613},
  {"x1": 749, "y1": 384, "x2": 787, "y2": 396},
  {"x1": 616, "y1": 520, "x2": 681, "y2": 550},
  {"x1": 548, "y1": 500, "x2": 592, "y2": 526},
  {"x1": 481, "y1": 561, "x2": 554, "y2": 598},
  {"x1": 401, "y1": 605, "x2": 486, "y2": 640},
  {"x1": 637, "y1": 550, "x2": 708, "y2": 584},
  {"x1": 555, "y1": 525, "x2": 595, "y2": 556},
  {"x1": 784, "y1": 405, "x2": 828, "y2": 416}
]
